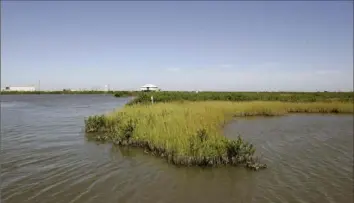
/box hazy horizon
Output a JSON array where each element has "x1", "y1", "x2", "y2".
[{"x1": 1, "y1": 1, "x2": 353, "y2": 91}]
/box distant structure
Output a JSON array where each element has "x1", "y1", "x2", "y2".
[
  {"x1": 2, "y1": 85, "x2": 36, "y2": 92},
  {"x1": 104, "y1": 84, "x2": 110, "y2": 92},
  {"x1": 140, "y1": 84, "x2": 159, "y2": 92}
]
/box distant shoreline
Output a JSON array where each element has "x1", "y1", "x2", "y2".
[
  {"x1": 0, "y1": 91, "x2": 116, "y2": 95},
  {"x1": 1, "y1": 90, "x2": 353, "y2": 96}
]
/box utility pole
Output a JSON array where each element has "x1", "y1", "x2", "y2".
[{"x1": 38, "y1": 80, "x2": 41, "y2": 94}]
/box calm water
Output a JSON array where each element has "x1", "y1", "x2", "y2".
[{"x1": 1, "y1": 95, "x2": 353, "y2": 203}]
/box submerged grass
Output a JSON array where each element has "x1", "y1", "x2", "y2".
[{"x1": 85, "y1": 101, "x2": 353, "y2": 170}]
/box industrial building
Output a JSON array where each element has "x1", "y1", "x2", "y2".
[
  {"x1": 140, "y1": 84, "x2": 159, "y2": 92},
  {"x1": 2, "y1": 85, "x2": 36, "y2": 92}
]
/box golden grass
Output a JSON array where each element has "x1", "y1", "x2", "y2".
[{"x1": 85, "y1": 101, "x2": 353, "y2": 169}]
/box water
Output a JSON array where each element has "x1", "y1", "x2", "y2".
[
  {"x1": 1, "y1": 95, "x2": 353, "y2": 203},
  {"x1": 224, "y1": 115, "x2": 353, "y2": 203}
]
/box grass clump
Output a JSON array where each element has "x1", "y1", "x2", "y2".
[{"x1": 85, "y1": 101, "x2": 353, "y2": 170}]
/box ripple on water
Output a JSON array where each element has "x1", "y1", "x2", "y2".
[
  {"x1": 223, "y1": 114, "x2": 353, "y2": 203},
  {"x1": 1, "y1": 96, "x2": 353, "y2": 203}
]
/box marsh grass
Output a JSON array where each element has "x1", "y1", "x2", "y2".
[
  {"x1": 85, "y1": 101, "x2": 353, "y2": 170},
  {"x1": 126, "y1": 91, "x2": 353, "y2": 104}
]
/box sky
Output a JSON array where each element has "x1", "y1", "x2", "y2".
[{"x1": 1, "y1": 1, "x2": 353, "y2": 91}]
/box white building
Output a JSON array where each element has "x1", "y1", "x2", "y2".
[
  {"x1": 104, "y1": 84, "x2": 111, "y2": 92},
  {"x1": 140, "y1": 84, "x2": 159, "y2": 92},
  {"x1": 3, "y1": 86, "x2": 36, "y2": 92}
]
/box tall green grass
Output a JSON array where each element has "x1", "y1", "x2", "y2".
[{"x1": 85, "y1": 101, "x2": 353, "y2": 170}]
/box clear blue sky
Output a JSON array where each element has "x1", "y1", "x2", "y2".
[{"x1": 1, "y1": 1, "x2": 353, "y2": 91}]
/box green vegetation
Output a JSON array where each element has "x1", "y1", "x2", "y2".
[
  {"x1": 125, "y1": 91, "x2": 353, "y2": 105},
  {"x1": 85, "y1": 101, "x2": 353, "y2": 170},
  {"x1": 113, "y1": 91, "x2": 138, "y2": 97}
]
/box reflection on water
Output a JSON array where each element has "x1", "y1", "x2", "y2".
[{"x1": 1, "y1": 95, "x2": 353, "y2": 203}]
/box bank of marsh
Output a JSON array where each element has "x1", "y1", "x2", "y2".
[
  {"x1": 85, "y1": 101, "x2": 353, "y2": 170},
  {"x1": 124, "y1": 91, "x2": 353, "y2": 104}
]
